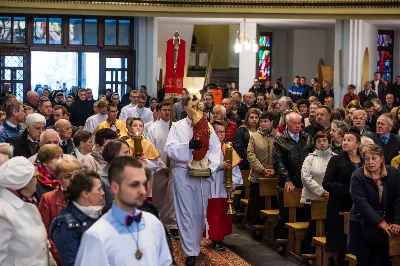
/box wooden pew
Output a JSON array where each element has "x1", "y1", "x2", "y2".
[
  {"x1": 259, "y1": 178, "x2": 278, "y2": 240},
  {"x1": 389, "y1": 234, "x2": 400, "y2": 266},
  {"x1": 238, "y1": 170, "x2": 250, "y2": 226},
  {"x1": 284, "y1": 188, "x2": 308, "y2": 258},
  {"x1": 308, "y1": 200, "x2": 329, "y2": 266}
]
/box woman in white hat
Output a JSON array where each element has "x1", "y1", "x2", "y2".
[{"x1": 0, "y1": 156, "x2": 49, "y2": 266}]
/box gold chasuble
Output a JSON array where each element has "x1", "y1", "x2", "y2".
[
  {"x1": 126, "y1": 136, "x2": 160, "y2": 160},
  {"x1": 222, "y1": 143, "x2": 242, "y2": 168}
]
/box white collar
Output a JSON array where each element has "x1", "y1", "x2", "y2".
[
  {"x1": 74, "y1": 148, "x2": 85, "y2": 160},
  {"x1": 0, "y1": 188, "x2": 24, "y2": 209}
]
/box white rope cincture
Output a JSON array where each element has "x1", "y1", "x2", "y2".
[{"x1": 200, "y1": 178, "x2": 209, "y2": 239}]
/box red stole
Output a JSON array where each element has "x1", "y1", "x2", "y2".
[{"x1": 165, "y1": 37, "x2": 186, "y2": 95}]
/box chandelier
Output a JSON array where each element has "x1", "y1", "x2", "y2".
[{"x1": 234, "y1": 18, "x2": 258, "y2": 53}]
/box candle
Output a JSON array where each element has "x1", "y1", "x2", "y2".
[
  {"x1": 224, "y1": 142, "x2": 233, "y2": 187},
  {"x1": 133, "y1": 132, "x2": 142, "y2": 158}
]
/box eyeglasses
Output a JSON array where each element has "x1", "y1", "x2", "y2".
[
  {"x1": 138, "y1": 101, "x2": 146, "y2": 104},
  {"x1": 353, "y1": 117, "x2": 365, "y2": 121}
]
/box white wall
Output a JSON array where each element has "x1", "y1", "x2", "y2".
[
  {"x1": 157, "y1": 22, "x2": 194, "y2": 89},
  {"x1": 238, "y1": 22, "x2": 258, "y2": 94},
  {"x1": 358, "y1": 20, "x2": 378, "y2": 87},
  {"x1": 228, "y1": 25, "x2": 240, "y2": 68}
]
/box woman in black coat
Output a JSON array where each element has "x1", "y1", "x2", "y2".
[
  {"x1": 323, "y1": 130, "x2": 362, "y2": 266},
  {"x1": 348, "y1": 144, "x2": 400, "y2": 266},
  {"x1": 233, "y1": 108, "x2": 261, "y2": 170}
]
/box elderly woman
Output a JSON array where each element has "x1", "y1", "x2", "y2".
[
  {"x1": 323, "y1": 128, "x2": 362, "y2": 266},
  {"x1": 330, "y1": 120, "x2": 350, "y2": 154},
  {"x1": 50, "y1": 170, "x2": 104, "y2": 266},
  {"x1": 0, "y1": 142, "x2": 14, "y2": 159},
  {"x1": 304, "y1": 101, "x2": 322, "y2": 127},
  {"x1": 348, "y1": 144, "x2": 400, "y2": 266},
  {"x1": 35, "y1": 144, "x2": 64, "y2": 202},
  {"x1": 8, "y1": 113, "x2": 46, "y2": 158},
  {"x1": 38, "y1": 155, "x2": 81, "y2": 266},
  {"x1": 301, "y1": 131, "x2": 335, "y2": 254},
  {"x1": 352, "y1": 109, "x2": 372, "y2": 136},
  {"x1": 0, "y1": 157, "x2": 49, "y2": 265},
  {"x1": 81, "y1": 128, "x2": 118, "y2": 172},
  {"x1": 234, "y1": 108, "x2": 261, "y2": 170},
  {"x1": 72, "y1": 130, "x2": 94, "y2": 161},
  {"x1": 247, "y1": 112, "x2": 276, "y2": 229}
]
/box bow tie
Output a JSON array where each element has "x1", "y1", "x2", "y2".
[{"x1": 125, "y1": 212, "x2": 142, "y2": 226}]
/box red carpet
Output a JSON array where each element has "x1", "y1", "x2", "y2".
[{"x1": 172, "y1": 238, "x2": 250, "y2": 266}]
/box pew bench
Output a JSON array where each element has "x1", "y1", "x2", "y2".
[
  {"x1": 311, "y1": 236, "x2": 332, "y2": 266},
  {"x1": 260, "y1": 209, "x2": 279, "y2": 240},
  {"x1": 258, "y1": 178, "x2": 278, "y2": 240},
  {"x1": 285, "y1": 222, "x2": 309, "y2": 256}
]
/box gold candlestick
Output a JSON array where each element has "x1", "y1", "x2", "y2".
[
  {"x1": 133, "y1": 132, "x2": 142, "y2": 159},
  {"x1": 224, "y1": 142, "x2": 236, "y2": 215}
]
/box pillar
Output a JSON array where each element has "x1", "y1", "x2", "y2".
[
  {"x1": 238, "y1": 22, "x2": 258, "y2": 95},
  {"x1": 134, "y1": 17, "x2": 158, "y2": 97}
]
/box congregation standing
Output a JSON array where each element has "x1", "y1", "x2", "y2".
[{"x1": 0, "y1": 74, "x2": 399, "y2": 266}]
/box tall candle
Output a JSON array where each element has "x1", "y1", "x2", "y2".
[
  {"x1": 224, "y1": 142, "x2": 233, "y2": 186},
  {"x1": 133, "y1": 132, "x2": 142, "y2": 158}
]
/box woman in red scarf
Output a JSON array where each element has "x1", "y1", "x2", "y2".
[{"x1": 34, "y1": 144, "x2": 63, "y2": 203}]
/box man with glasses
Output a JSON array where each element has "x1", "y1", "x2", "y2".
[
  {"x1": 119, "y1": 90, "x2": 139, "y2": 122},
  {"x1": 371, "y1": 114, "x2": 400, "y2": 164},
  {"x1": 95, "y1": 103, "x2": 128, "y2": 137},
  {"x1": 124, "y1": 93, "x2": 153, "y2": 124},
  {"x1": 211, "y1": 105, "x2": 237, "y2": 143}
]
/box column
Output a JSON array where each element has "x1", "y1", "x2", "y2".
[
  {"x1": 134, "y1": 17, "x2": 158, "y2": 97},
  {"x1": 238, "y1": 22, "x2": 258, "y2": 95}
]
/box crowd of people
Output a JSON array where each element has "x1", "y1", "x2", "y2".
[{"x1": 0, "y1": 72, "x2": 399, "y2": 266}]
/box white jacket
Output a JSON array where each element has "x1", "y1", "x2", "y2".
[
  {"x1": 300, "y1": 148, "x2": 336, "y2": 204},
  {"x1": 0, "y1": 188, "x2": 49, "y2": 266}
]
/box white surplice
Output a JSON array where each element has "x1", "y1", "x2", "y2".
[
  {"x1": 124, "y1": 107, "x2": 153, "y2": 124},
  {"x1": 75, "y1": 204, "x2": 172, "y2": 266},
  {"x1": 146, "y1": 119, "x2": 177, "y2": 229},
  {"x1": 119, "y1": 103, "x2": 136, "y2": 122},
  {"x1": 164, "y1": 117, "x2": 221, "y2": 257},
  {"x1": 209, "y1": 153, "x2": 243, "y2": 199},
  {"x1": 143, "y1": 118, "x2": 155, "y2": 138},
  {"x1": 84, "y1": 114, "x2": 108, "y2": 133}
]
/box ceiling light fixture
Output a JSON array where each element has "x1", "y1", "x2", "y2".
[{"x1": 235, "y1": 18, "x2": 258, "y2": 53}]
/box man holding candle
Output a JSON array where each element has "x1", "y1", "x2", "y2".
[
  {"x1": 164, "y1": 97, "x2": 221, "y2": 266},
  {"x1": 206, "y1": 120, "x2": 242, "y2": 251}
]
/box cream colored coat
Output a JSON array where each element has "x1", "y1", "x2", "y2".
[{"x1": 0, "y1": 188, "x2": 49, "y2": 266}]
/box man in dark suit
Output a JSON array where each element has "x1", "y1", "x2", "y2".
[
  {"x1": 364, "y1": 101, "x2": 377, "y2": 133},
  {"x1": 371, "y1": 114, "x2": 400, "y2": 165},
  {"x1": 359, "y1": 81, "x2": 378, "y2": 106},
  {"x1": 371, "y1": 72, "x2": 387, "y2": 104},
  {"x1": 54, "y1": 119, "x2": 74, "y2": 154},
  {"x1": 7, "y1": 113, "x2": 45, "y2": 158},
  {"x1": 237, "y1": 92, "x2": 257, "y2": 120}
]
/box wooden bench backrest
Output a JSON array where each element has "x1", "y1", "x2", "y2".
[
  {"x1": 241, "y1": 170, "x2": 250, "y2": 187},
  {"x1": 259, "y1": 178, "x2": 278, "y2": 197},
  {"x1": 389, "y1": 235, "x2": 400, "y2": 256},
  {"x1": 310, "y1": 200, "x2": 327, "y2": 220},
  {"x1": 284, "y1": 188, "x2": 303, "y2": 223}
]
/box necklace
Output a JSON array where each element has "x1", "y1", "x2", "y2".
[{"x1": 124, "y1": 219, "x2": 142, "y2": 260}]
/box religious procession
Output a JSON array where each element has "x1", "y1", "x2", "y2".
[{"x1": 1, "y1": 21, "x2": 400, "y2": 266}]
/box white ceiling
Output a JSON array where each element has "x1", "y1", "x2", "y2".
[
  {"x1": 158, "y1": 17, "x2": 336, "y2": 29},
  {"x1": 367, "y1": 20, "x2": 400, "y2": 29}
]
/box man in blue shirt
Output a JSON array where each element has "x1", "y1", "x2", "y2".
[
  {"x1": 0, "y1": 101, "x2": 26, "y2": 142},
  {"x1": 288, "y1": 76, "x2": 305, "y2": 102}
]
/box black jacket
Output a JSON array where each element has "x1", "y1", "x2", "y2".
[
  {"x1": 60, "y1": 138, "x2": 74, "y2": 155},
  {"x1": 318, "y1": 89, "x2": 334, "y2": 104},
  {"x1": 371, "y1": 132, "x2": 400, "y2": 165},
  {"x1": 272, "y1": 130, "x2": 313, "y2": 188},
  {"x1": 7, "y1": 129, "x2": 39, "y2": 158},
  {"x1": 237, "y1": 103, "x2": 257, "y2": 121},
  {"x1": 365, "y1": 115, "x2": 377, "y2": 133},
  {"x1": 322, "y1": 152, "x2": 361, "y2": 252},
  {"x1": 358, "y1": 90, "x2": 377, "y2": 106},
  {"x1": 69, "y1": 99, "x2": 94, "y2": 127},
  {"x1": 226, "y1": 112, "x2": 242, "y2": 127},
  {"x1": 348, "y1": 166, "x2": 400, "y2": 258},
  {"x1": 233, "y1": 127, "x2": 251, "y2": 170},
  {"x1": 50, "y1": 203, "x2": 98, "y2": 266},
  {"x1": 249, "y1": 86, "x2": 265, "y2": 96},
  {"x1": 304, "y1": 123, "x2": 330, "y2": 138},
  {"x1": 371, "y1": 80, "x2": 387, "y2": 103}
]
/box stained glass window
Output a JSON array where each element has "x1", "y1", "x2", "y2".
[
  {"x1": 0, "y1": 17, "x2": 11, "y2": 43},
  {"x1": 377, "y1": 30, "x2": 394, "y2": 84},
  {"x1": 69, "y1": 18, "x2": 82, "y2": 45},
  {"x1": 13, "y1": 17, "x2": 25, "y2": 43},
  {"x1": 34, "y1": 18, "x2": 47, "y2": 44},
  {"x1": 49, "y1": 18, "x2": 62, "y2": 44},
  {"x1": 258, "y1": 33, "x2": 272, "y2": 80}
]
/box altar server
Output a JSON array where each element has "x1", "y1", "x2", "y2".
[
  {"x1": 207, "y1": 120, "x2": 242, "y2": 250},
  {"x1": 119, "y1": 90, "x2": 138, "y2": 122},
  {"x1": 164, "y1": 97, "x2": 221, "y2": 266},
  {"x1": 146, "y1": 100, "x2": 179, "y2": 239},
  {"x1": 75, "y1": 156, "x2": 172, "y2": 266},
  {"x1": 84, "y1": 100, "x2": 108, "y2": 133},
  {"x1": 95, "y1": 103, "x2": 128, "y2": 137},
  {"x1": 123, "y1": 93, "x2": 153, "y2": 124}
]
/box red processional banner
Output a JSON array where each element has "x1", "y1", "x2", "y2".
[{"x1": 165, "y1": 37, "x2": 186, "y2": 95}]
